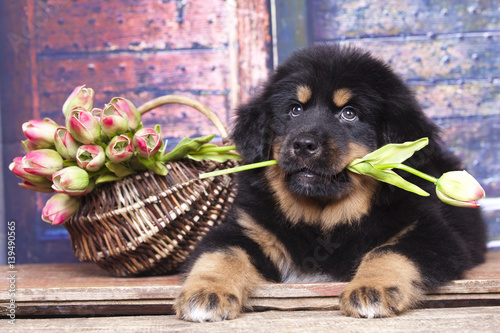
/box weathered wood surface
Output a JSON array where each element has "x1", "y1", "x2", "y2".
[
  {"x1": 1, "y1": 253, "x2": 499, "y2": 317},
  {"x1": 3, "y1": 307, "x2": 500, "y2": 333}
]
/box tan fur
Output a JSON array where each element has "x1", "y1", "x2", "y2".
[
  {"x1": 386, "y1": 222, "x2": 417, "y2": 246},
  {"x1": 267, "y1": 142, "x2": 378, "y2": 232},
  {"x1": 237, "y1": 210, "x2": 293, "y2": 276},
  {"x1": 237, "y1": 210, "x2": 332, "y2": 282},
  {"x1": 296, "y1": 85, "x2": 312, "y2": 104},
  {"x1": 340, "y1": 251, "x2": 424, "y2": 318},
  {"x1": 333, "y1": 88, "x2": 353, "y2": 107},
  {"x1": 175, "y1": 246, "x2": 264, "y2": 322}
]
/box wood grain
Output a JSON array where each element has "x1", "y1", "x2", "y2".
[
  {"x1": 1, "y1": 253, "x2": 498, "y2": 317},
  {"x1": 3, "y1": 307, "x2": 500, "y2": 332}
]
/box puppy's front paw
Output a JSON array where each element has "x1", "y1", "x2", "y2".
[
  {"x1": 340, "y1": 251, "x2": 424, "y2": 318},
  {"x1": 175, "y1": 286, "x2": 242, "y2": 322},
  {"x1": 340, "y1": 281, "x2": 413, "y2": 318},
  {"x1": 174, "y1": 247, "x2": 263, "y2": 322}
]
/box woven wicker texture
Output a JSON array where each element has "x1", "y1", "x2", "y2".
[{"x1": 64, "y1": 95, "x2": 237, "y2": 276}]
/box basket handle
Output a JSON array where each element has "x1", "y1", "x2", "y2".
[{"x1": 137, "y1": 95, "x2": 229, "y2": 139}]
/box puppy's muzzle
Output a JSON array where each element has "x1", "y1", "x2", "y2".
[{"x1": 292, "y1": 133, "x2": 321, "y2": 159}]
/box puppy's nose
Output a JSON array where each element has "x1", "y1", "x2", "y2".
[{"x1": 292, "y1": 134, "x2": 320, "y2": 158}]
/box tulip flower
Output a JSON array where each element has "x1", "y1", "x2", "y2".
[
  {"x1": 76, "y1": 145, "x2": 105, "y2": 172},
  {"x1": 19, "y1": 179, "x2": 54, "y2": 193},
  {"x1": 22, "y1": 118, "x2": 59, "y2": 148},
  {"x1": 54, "y1": 126, "x2": 80, "y2": 159},
  {"x1": 22, "y1": 139, "x2": 39, "y2": 152},
  {"x1": 106, "y1": 135, "x2": 135, "y2": 163},
  {"x1": 62, "y1": 85, "x2": 94, "y2": 116},
  {"x1": 435, "y1": 171, "x2": 485, "y2": 208},
  {"x1": 346, "y1": 138, "x2": 485, "y2": 208},
  {"x1": 52, "y1": 166, "x2": 94, "y2": 196},
  {"x1": 100, "y1": 103, "x2": 128, "y2": 137},
  {"x1": 42, "y1": 193, "x2": 80, "y2": 225},
  {"x1": 10, "y1": 156, "x2": 54, "y2": 185},
  {"x1": 66, "y1": 106, "x2": 101, "y2": 144},
  {"x1": 133, "y1": 127, "x2": 162, "y2": 158},
  {"x1": 22, "y1": 149, "x2": 64, "y2": 178},
  {"x1": 110, "y1": 97, "x2": 141, "y2": 131}
]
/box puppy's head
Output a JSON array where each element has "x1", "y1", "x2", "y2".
[{"x1": 232, "y1": 45, "x2": 439, "y2": 205}]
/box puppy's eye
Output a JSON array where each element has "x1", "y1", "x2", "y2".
[
  {"x1": 340, "y1": 106, "x2": 358, "y2": 121},
  {"x1": 290, "y1": 104, "x2": 303, "y2": 117}
]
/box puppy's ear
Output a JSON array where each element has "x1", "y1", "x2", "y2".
[
  {"x1": 231, "y1": 97, "x2": 273, "y2": 163},
  {"x1": 379, "y1": 91, "x2": 442, "y2": 168}
]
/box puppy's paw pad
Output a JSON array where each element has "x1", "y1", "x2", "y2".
[
  {"x1": 175, "y1": 289, "x2": 241, "y2": 322},
  {"x1": 340, "y1": 283, "x2": 413, "y2": 318}
]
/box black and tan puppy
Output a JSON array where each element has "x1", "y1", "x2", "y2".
[{"x1": 175, "y1": 44, "x2": 487, "y2": 321}]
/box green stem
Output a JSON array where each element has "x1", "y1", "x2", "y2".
[
  {"x1": 191, "y1": 145, "x2": 237, "y2": 154},
  {"x1": 199, "y1": 160, "x2": 277, "y2": 179},
  {"x1": 375, "y1": 163, "x2": 438, "y2": 184}
]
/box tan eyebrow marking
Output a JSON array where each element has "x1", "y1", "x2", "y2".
[
  {"x1": 333, "y1": 88, "x2": 353, "y2": 107},
  {"x1": 296, "y1": 85, "x2": 312, "y2": 104}
]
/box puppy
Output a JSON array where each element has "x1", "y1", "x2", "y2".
[{"x1": 175, "y1": 44, "x2": 487, "y2": 321}]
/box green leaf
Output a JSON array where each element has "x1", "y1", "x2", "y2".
[
  {"x1": 348, "y1": 160, "x2": 429, "y2": 196},
  {"x1": 150, "y1": 161, "x2": 168, "y2": 176},
  {"x1": 160, "y1": 134, "x2": 216, "y2": 162},
  {"x1": 95, "y1": 172, "x2": 122, "y2": 185},
  {"x1": 355, "y1": 137, "x2": 429, "y2": 166},
  {"x1": 105, "y1": 162, "x2": 136, "y2": 178}
]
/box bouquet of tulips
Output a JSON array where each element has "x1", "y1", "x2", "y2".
[{"x1": 10, "y1": 85, "x2": 240, "y2": 226}]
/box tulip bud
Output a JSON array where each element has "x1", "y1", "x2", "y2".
[
  {"x1": 110, "y1": 97, "x2": 141, "y2": 131},
  {"x1": 19, "y1": 179, "x2": 55, "y2": 193},
  {"x1": 22, "y1": 118, "x2": 59, "y2": 148},
  {"x1": 100, "y1": 103, "x2": 128, "y2": 137},
  {"x1": 66, "y1": 106, "x2": 101, "y2": 144},
  {"x1": 54, "y1": 126, "x2": 80, "y2": 159},
  {"x1": 62, "y1": 85, "x2": 94, "y2": 116},
  {"x1": 22, "y1": 139, "x2": 39, "y2": 152},
  {"x1": 133, "y1": 128, "x2": 162, "y2": 158},
  {"x1": 435, "y1": 171, "x2": 485, "y2": 208},
  {"x1": 52, "y1": 166, "x2": 94, "y2": 196},
  {"x1": 106, "y1": 135, "x2": 135, "y2": 163},
  {"x1": 76, "y1": 145, "x2": 105, "y2": 172},
  {"x1": 42, "y1": 193, "x2": 80, "y2": 225},
  {"x1": 22, "y1": 149, "x2": 64, "y2": 178},
  {"x1": 10, "y1": 156, "x2": 54, "y2": 185}
]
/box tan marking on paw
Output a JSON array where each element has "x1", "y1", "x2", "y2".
[
  {"x1": 175, "y1": 247, "x2": 264, "y2": 322},
  {"x1": 340, "y1": 251, "x2": 424, "y2": 318}
]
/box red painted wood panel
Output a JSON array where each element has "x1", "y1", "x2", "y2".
[{"x1": 35, "y1": 0, "x2": 230, "y2": 53}]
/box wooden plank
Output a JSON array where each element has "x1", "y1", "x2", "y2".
[
  {"x1": 274, "y1": 0, "x2": 309, "y2": 65},
  {"x1": 1, "y1": 253, "x2": 499, "y2": 317},
  {"x1": 37, "y1": 49, "x2": 231, "y2": 117},
  {"x1": 4, "y1": 307, "x2": 500, "y2": 332},
  {"x1": 414, "y1": 81, "x2": 500, "y2": 119},
  {"x1": 311, "y1": 0, "x2": 500, "y2": 40},
  {"x1": 235, "y1": 0, "x2": 273, "y2": 104},
  {"x1": 0, "y1": 0, "x2": 79, "y2": 264},
  {"x1": 337, "y1": 35, "x2": 500, "y2": 82},
  {"x1": 35, "y1": 0, "x2": 230, "y2": 54}
]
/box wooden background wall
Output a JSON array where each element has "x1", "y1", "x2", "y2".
[
  {"x1": 1, "y1": 0, "x2": 498, "y2": 263},
  {"x1": 0, "y1": 0, "x2": 271, "y2": 263}
]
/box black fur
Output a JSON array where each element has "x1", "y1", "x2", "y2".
[{"x1": 177, "y1": 44, "x2": 487, "y2": 321}]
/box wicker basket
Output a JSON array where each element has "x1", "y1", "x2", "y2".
[{"x1": 64, "y1": 96, "x2": 237, "y2": 277}]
